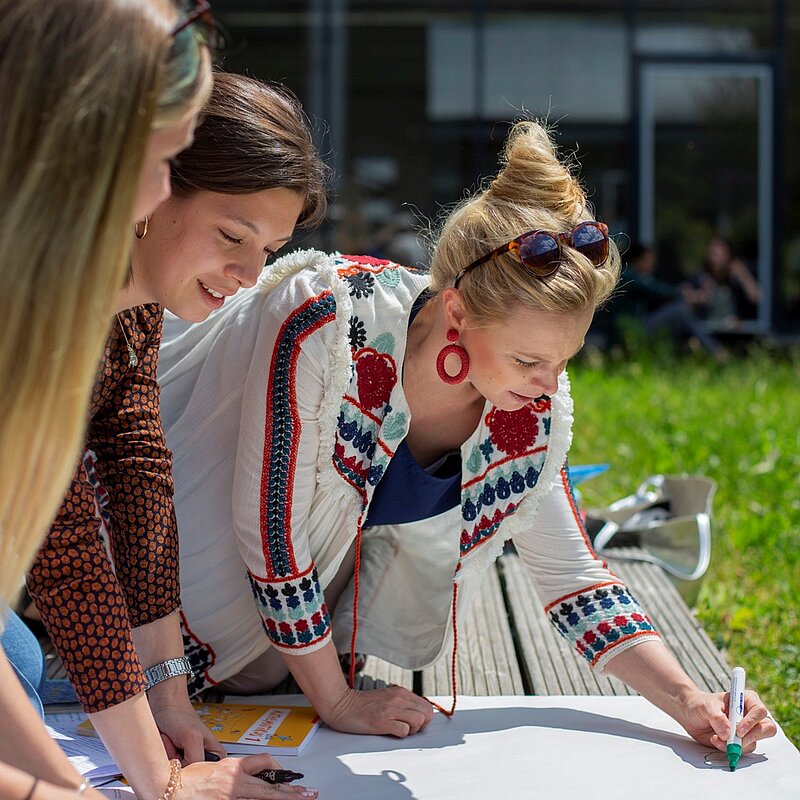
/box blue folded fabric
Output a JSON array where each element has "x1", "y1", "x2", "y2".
[{"x1": 569, "y1": 463, "x2": 610, "y2": 485}]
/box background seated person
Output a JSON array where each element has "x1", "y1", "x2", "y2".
[
  {"x1": 612, "y1": 242, "x2": 722, "y2": 357},
  {"x1": 691, "y1": 235, "x2": 760, "y2": 328}
]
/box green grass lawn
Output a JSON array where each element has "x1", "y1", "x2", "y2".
[{"x1": 568, "y1": 347, "x2": 800, "y2": 746}]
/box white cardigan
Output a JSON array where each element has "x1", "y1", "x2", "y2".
[{"x1": 159, "y1": 250, "x2": 659, "y2": 695}]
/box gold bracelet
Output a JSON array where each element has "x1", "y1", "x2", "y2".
[{"x1": 157, "y1": 759, "x2": 183, "y2": 800}]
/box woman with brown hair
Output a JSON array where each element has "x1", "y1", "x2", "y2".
[
  {"x1": 160, "y1": 119, "x2": 775, "y2": 757},
  {"x1": 25, "y1": 71, "x2": 327, "y2": 800},
  {"x1": 0, "y1": 1, "x2": 212, "y2": 797}
]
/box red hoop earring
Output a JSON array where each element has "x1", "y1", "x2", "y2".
[{"x1": 436, "y1": 329, "x2": 470, "y2": 385}]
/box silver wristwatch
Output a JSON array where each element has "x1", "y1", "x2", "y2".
[{"x1": 144, "y1": 656, "x2": 194, "y2": 691}]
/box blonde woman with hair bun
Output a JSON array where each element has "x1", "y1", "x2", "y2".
[
  {"x1": 159, "y1": 117, "x2": 777, "y2": 755},
  {"x1": 429, "y1": 121, "x2": 619, "y2": 318}
]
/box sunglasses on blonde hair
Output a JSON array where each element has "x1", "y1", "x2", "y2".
[{"x1": 453, "y1": 220, "x2": 609, "y2": 287}]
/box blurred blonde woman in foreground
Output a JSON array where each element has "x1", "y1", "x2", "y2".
[
  {"x1": 27, "y1": 72, "x2": 324, "y2": 800},
  {"x1": 0, "y1": 1, "x2": 212, "y2": 798}
]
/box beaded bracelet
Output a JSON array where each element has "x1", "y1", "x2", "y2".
[{"x1": 157, "y1": 759, "x2": 183, "y2": 800}]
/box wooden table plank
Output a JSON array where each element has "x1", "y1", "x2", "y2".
[
  {"x1": 39, "y1": 546, "x2": 729, "y2": 705},
  {"x1": 41, "y1": 636, "x2": 68, "y2": 681},
  {"x1": 420, "y1": 563, "x2": 524, "y2": 696},
  {"x1": 606, "y1": 549, "x2": 729, "y2": 692},
  {"x1": 499, "y1": 553, "x2": 632, "y2": 696},
  {"x1": 355, "y1": 656, "x2": 414, "y2": 691}
]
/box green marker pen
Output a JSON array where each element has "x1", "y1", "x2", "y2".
[{"x1": 726, "y1": 666, "x2": 746, "y2": 771}]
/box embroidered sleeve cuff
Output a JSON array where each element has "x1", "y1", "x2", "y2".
[
  {"x1": 591, "y1": 629, "x2": 661, "y2": 674},
  {"x1": 247, "y1": 566, "x2": 332, "y2": 651},
  {"x1": 546, "y1": 581, "x2": 659, "y2": 670}
]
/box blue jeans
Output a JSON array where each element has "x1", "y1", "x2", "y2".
[{"x1": 1, "y1": 609, "x2": 76, "y2": 718}]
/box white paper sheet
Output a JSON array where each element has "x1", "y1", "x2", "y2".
[
  {"x1": 269, "y1": 694, "x2": 799, "y2": 800},
  {"x1": 45, "y1": 710, "x2": 122, "y2": 784},
  {"x1": 48, "y1": 695, "x2": 800, "y2": 800}
]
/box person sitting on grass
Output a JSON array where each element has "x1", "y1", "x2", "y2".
[{"x1": 159, "y1": 119, "x2": 777, "y2": 757}]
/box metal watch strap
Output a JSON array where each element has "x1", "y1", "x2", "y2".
[{"x1": 144, "y1": 656, "x2": 194, "y2": 691}]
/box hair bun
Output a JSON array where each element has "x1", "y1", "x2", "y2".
[{"x1": 487, "y1": 120, "x2": 586, "y2": 221}]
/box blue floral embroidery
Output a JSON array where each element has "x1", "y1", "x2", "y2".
[
  {"x1": 180, "y1": 618, "x2": 215, "y2": 698},
  {"x1": 248, "y1": 568, "x2": 330, "y2": 650},
  {"x1": 344, "y1": 272, "x2": 375, "y2": 298},
  {"x1": 371, "y1": 331, "x2": 396, "y2": 355},
  {"x1": 380, "y1": 411, "x2": 407, "y2": 441},
  {"x1": 548, "y1": 584, "x2": 657, "y2": 665},
  {"x1": 263, "y1": 293, "x2": 336, "y2": 576},
  {"x1": 367, "y1": 464, "x2": 385, "y2": 486},
  {"x1": 375, "y1": 268, "x2": 401, "y2": 288},
  {"x1": 466, "y1": 446, "x2": 483, "y2": 474},
  {"x1": 348, "y1": 316, "x2": 367, "y2": 351}
]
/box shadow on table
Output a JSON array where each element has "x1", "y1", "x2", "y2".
[
  {"x1": 301, "y1": 704, "x2": 767, "y2": 797},
  {"x1": 345, "y1": 707, "x2": 765, "y2": 769}
]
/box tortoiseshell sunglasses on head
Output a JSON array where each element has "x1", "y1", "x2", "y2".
[{"x1": 453, "y1": 221, "x2": 610, "y2": 287}]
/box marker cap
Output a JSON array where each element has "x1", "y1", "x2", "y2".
[{"x1": 726, "y1": 742, "x2": 742, "y2": 771}]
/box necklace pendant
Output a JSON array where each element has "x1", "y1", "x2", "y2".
[{"x1": 127, "y1": 345, "x2": 139, "y2": 368}]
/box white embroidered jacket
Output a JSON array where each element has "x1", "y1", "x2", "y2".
[{"x1": 159, "y1": 250, "x2": 659, "y2": 694}]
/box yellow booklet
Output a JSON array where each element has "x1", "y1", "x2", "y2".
[
  {"x1": 77, "y1": 703, "x2": 321, "y2": 756},
  {"x1": 193, "y1": 703, "x2": 321, "y2": 755}
]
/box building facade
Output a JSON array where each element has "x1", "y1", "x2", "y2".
[{"x1": 215, "y1": 1, "x2": 797, "y2": 331}]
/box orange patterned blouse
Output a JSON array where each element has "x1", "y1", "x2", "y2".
[{"x1": 27, "y1": 304, "x2": 179, "y2": 713}]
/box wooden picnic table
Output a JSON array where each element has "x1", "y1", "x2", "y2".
[
  {"x1": 354, "y1": 547, "x2": 730, "y2": 697},
  {"x1": 44, "y1": 546, "x2": 730, "y2": 699}
]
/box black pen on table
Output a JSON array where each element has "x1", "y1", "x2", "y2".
[
  {"x1": 205, "y1": 751, "x2": 304, "y2": 783},
  {"x1": 254, "y1": 769, "x2": 305, "y2": 784},
  {"x1": 190, "y1": 751, "x2": 306, "y2": 783}
]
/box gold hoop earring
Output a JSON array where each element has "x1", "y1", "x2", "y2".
[{"x1": 134, "y1": 216, "x2": 150, "y2": 239}]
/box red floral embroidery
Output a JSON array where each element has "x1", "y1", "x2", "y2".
[
  {"x1": 341, "y1": 255, "x2": 392, "y2": 267},
  {"x1": 334, "y1": 441, "x2": 369, "y2": 483},
  {"x1": 354, "y1": 348, "x2": 397, "y2": 410},
  {"x1": 531, "y1": 397, "x2": 551, "y2": 413},
  {"x1": 486, "y1": 406, "x2": 540, "y2": 456}
]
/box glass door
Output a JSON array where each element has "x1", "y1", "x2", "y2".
[{"x1": 638, "y1": 62, "x2": 773, "y2": 331}]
